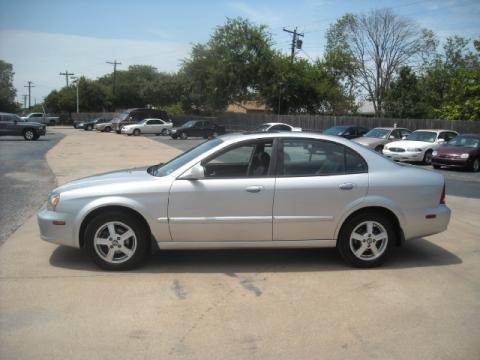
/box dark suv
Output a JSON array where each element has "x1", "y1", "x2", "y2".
[
  {"x1": 111, "y1": 108, "x2": 170, "y2": 134},
  {"x1": 0, "y1": 112, "x2": 46, "y2": 140}
]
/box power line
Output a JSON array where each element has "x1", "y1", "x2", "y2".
[
  {"x1": 24, "y1": 81, "x2": 35, "y2": 108},
  {"x1": 106, "y1": 60, "x2": 122, "y2": 95},
  {"x1": 59, "y1": 70, "x2": 75, "y2": 87}
]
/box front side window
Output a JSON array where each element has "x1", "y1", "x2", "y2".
[
  {"x1": 203, "y1": 140, "x2": 273, "y2": 178},
  {"x1": 281, "y1": 139, "x2": 367, "y2": 177}
]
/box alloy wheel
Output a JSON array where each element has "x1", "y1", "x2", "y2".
[
  {"x1": 349, "y1": 221, "x2": 388, "y2": 261},
  {"x1": 93, "y1": 221, "x2": 137, "y2": 264}
]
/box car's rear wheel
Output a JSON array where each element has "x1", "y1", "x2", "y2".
[
  {"x1": 161, "y1": 128, "x2": 168, "y2": 136},
  {"x1": 23, "y1": 129, "x2": 36, "y2": 141},
  {"x1": 133, "y1": 129, "x2": 141, "y2": 136},
  {"x1": 180, "y1": 132, "x2": 188, "y2": 140},
  {"x1": 337, "y1": 211, "x2": 395, "y2": 268},
  {"x1": 471, "y1": 158, "x2": 480, "y2": 172},
  {"x1": 423, "y1": 150, "x2": 433, "y2": 165},
  {"x1": 105, "y1": 126, "x2": 111, "y2": 132},
  {"x1": 84, "y1": 211, "x2": 149, "y2": 270}
]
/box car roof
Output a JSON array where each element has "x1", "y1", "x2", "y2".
[
  {"x1": 413, "y1": 129, "x2": 458, "y2": 133},
  {"x1": 262, "y1": 122, "x2": 292, "y2": 126},
  {"x1": 372, "y1": 127, "x2": 409, "y2": 131}
]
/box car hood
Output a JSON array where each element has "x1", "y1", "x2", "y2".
[
  {"x1": 353, "y1": 137, "x2": 384, "y2": 147},
  {"x1": 437, "y1": 145, "x2": 477, "y2": 155},
  {"x1": 55, "y1": 167, "x2": 154, "y2": 193},
  {"x1": 386, "y1": 140, "x2": 433, "y2": 149},
  {"x1": 22, "y1": 121, "x2": 44, "y2": 127}
]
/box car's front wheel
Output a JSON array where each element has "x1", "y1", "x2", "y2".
[
  {"x1": 161, "y1": 128, "x2": 168, "y2": 136},
  {"x1": 23, "y1": 128, "x2": 37, "y2": 141},
  {"x1": 471, "y1": 158, "x2": 480, "y2": 172},
  {"x1": 133, "y1": 129, "x2": 141, "y2": 136},
  {"x1": 423, "y1": 150, "x2": 433, "y2": 165},
  {"x1": 180, "y1": 132, "x2": 188, "y2": 140},
  {"x1": 84, "y1": 211, "x2": 149, "y2": 270},
  {"x1": 104, "y1": 126, "x2": 111, "y2": 132},
  {"x1": 337, "y1": 211, "x2": 395, "y2": 268},
  {"x1": 374, "y1": 145, "x2": 383, "y2": 152}
]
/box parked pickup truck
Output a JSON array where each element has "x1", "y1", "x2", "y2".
[
  {"x1": 0, "y1": 112, "x2": 46, "y2": 140},
  {"x1": 170, "y1": 120, "x2": 226, "y2": 139},
  {"x1": 21, "y1": 112, "x2": 59, "y2": 126}
]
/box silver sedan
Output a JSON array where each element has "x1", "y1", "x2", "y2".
[{"x1": 38, "y1": 132, "x2": 451, "y2": 270}]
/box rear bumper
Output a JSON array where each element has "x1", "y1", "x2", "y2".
[{"x1": 403, "y1": 205, "x2": 451, "y2": 240}]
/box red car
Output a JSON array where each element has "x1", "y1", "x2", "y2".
[{"x1": 432, "y1": 134, "x2": 480, "y2": 172}]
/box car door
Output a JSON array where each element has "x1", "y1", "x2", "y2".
[
  {"x1": 144, "y1": 120, "x2": 157, "y2": 134},
  {"x1": 168, "y1": 138, "x2": 276, "y2": 242},
  {"x1": 0, "y1": 115, "x2": 18, "y2": 135},
  {"x1": 273, "y1": 138, "x2": 369, "y2": 240}
]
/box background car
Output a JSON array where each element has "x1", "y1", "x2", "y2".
[
  {"x1": 80, "y1": 117, "x2": 112, "y2": 131},
  {"x1": 353, "y1": 127, "x2": 411, "y2": 152},
  {"x1": 322, "y1": 125, "x2": 369, "y2": 139},
  {"x1": 95, "y1": 121, "x2": 113, "y2": 132},
  {"x1": 383, "y1": 129, "x2": 458, "y2": 164},
  {"x1": 170, "y1": 120, "x2": 225, "y2": 139},
  {"x1": 121, "y1": 118, "x2": 173, "y2": 136},
  {"x1": 111, "y1": 108, "x2": 170, "y2": 134},
  {"x1": 254, "y1": 122, "x2": 302, "y2": 132},
  {"x1": 0, "y1": 112, "x2": 46, "y2": 140},
  {"x1": 432, "y1": 134, "x2": 480, "y2": 172},
  {"x1": 38, "y1": 132, "x2": 450, "y2": 271}
]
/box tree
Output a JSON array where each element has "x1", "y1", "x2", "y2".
[
  {"x1": 325, "y1": 9, "x2": 436, "y2": 116},
  {"x1": 181, "y1": 17, "x2": 276, "y2": 113},
  {"x1": 0, "y1": 60, "x2": 18, "y2": 112},
  {"x1": 384, "y1": 66, "x2": 430, "y2": 118}
]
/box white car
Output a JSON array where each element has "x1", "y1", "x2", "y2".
[
  {"x1": 383, "y1": 129, "x2": 458, "y2": 164},
  {"x1": 255, "y1": 122, "x2": 302, "y2": 132},
  {"x1": 121, "y1": 118, "x2": 173, "y2": 136}
]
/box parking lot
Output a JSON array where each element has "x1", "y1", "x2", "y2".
[{"x1": 1, "y1": 128, "x2": 479, "y2": 360}]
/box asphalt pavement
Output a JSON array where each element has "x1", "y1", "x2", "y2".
[{"x1": 0, "y1": 131, "x2": 64, "y2": 243}]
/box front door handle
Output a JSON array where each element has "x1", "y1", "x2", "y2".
[
  {"x1": 339, "y1": 183, "x2": 355, "y2": 190},
  {"x1": 245, "y1": 185, "x2": 263, "y2": 193}
]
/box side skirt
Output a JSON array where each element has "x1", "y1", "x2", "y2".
[{"x1": 157, "y1": 239, "x2": 336, "y2": 250}]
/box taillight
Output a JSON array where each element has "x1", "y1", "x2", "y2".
[{"x1": 440, "y1": 183, "x2": 446, "y2": 204}]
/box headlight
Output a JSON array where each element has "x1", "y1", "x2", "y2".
[
  {"x1": 432, "y1": 151, "x2": 438, "y2": 156},
  {"x1": 47, "y1": 193, "x2": 60, "y2": 211},
  {"x1": 407, "y1": 148, "x2": 423, "y2": 152},
  {"x1": 460, "y1": 153, "x2": 470, "y2": 159},
  {"x1": 171, "y1": 129, "x2": 177, "y2": 133}
]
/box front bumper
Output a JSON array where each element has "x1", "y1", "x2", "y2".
[
  {"x1": 432, "y1": 156, "x2": 470, "y2": 168},
  {"x1": 383, "y1": 149, "x2": 424, "y2": 162},
  {"x1": 121, "y1": 127, "x2": 133, "y2": 134},
  {"x1": 37, "y1": 207, "x2": 79, "y2": 248},
  {"x1": 37, "y1": 127, "x2": 47, "y2": 135}
]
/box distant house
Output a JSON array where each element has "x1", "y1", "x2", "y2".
[{"x1": 226, "y1": 101, "x2": 271, "y2": 114}]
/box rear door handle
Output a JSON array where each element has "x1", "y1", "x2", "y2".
[
  {"x1": 339, "y1": 183, "x2": 355, "y2": 190},
  {"x1": 245, "y1": 186, "x2": 263, "y2": 193}
]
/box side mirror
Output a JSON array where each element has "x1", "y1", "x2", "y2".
[{"x1": 179, "y1": 163, "x2": 205, "y2": 180}]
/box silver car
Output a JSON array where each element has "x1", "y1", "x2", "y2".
[
  {"x1": 353, "y1": 127, "x2": 411, "y2": 152},
  {"x1": 37, "y1": 132, "x2": 451, "y2": 270}
]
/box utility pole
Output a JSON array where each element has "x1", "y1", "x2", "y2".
[
  {"x1": 71, "y1": 76, "x2": 79, "y2": 113},
  {"x1": 283, "y1": 27, "x2": 304, "y2": 62},
  {"x1": 59, "y1": 70, "x2": 75, "y2": 87},
  {"x1": 22, "y1": 94, "x2": 28, "y2": 109},
  {"x1": 24, "y1": 81, "x2": 35, "y2": 108},
  {"x1": 106, "y1": 60, "x2": 122, "y2": 95}
]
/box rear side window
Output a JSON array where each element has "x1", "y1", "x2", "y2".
[{"x1": 280, "y1": 139, "x2": 367, "y2": 177}]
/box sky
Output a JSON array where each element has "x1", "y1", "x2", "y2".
[{"x1": 0, "y1": 0, "x2": 479, "y2": 104}]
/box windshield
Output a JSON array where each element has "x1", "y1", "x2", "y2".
[
  {"x1": 323, "y1": 126, "x2": 348, "y2": 136},
  {"x1": 365, "y1": 128, "x2": 389, "y2": 139},
  {"x1": 255, "y1": 124, "x2": 271, "y2": 132},
  {"x1": 447, "y1": 136, "x2": 479, "y2": 148},
  {"x1": 406, "y1": 131, "x2": 437, "y2": 143},
  {"x1": 149, "y1": 138, "x2": 223, "y2": 176}
]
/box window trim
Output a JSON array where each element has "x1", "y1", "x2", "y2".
[{"x1": 276, "y1": 137, "x2": 368, "y2": 178}]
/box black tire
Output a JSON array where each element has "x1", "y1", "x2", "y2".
[
  {"x1": 374, "y1": 145, "x2": 384, "y2": 152},
  {"x1": 105, "y1": 126, "x2": 111, "y2": 132},
  {"x1": 180, "y1": 132, "x2": 188, "y2": 140},
  {"x1": 23, "y1": 128, "x2": 36, "y2": 141},
  {"x1": 471, "y1": 158, "x2": 480, "y2": 172},
  {"x1": 171, "y1": 135, "x2": 178, "y2": 139},
  {"x1": 337, "y1": 211, "x2": 396, "y2": 268},
  {"x1": 423, "y1": 149, "x2": 433, "y2": 165},
  {"x1": 433, "y1": 164, "x2": 441, "y2": 169},
  {"x1": 133, "y1": 129, "x2": 141, "y2": 136},
  {"x1": 49, "y1": 120, "x2": 56, "y2": 126},
  {"x1": 84, "y1": 211, "x2": 149, "y2": 270}
]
